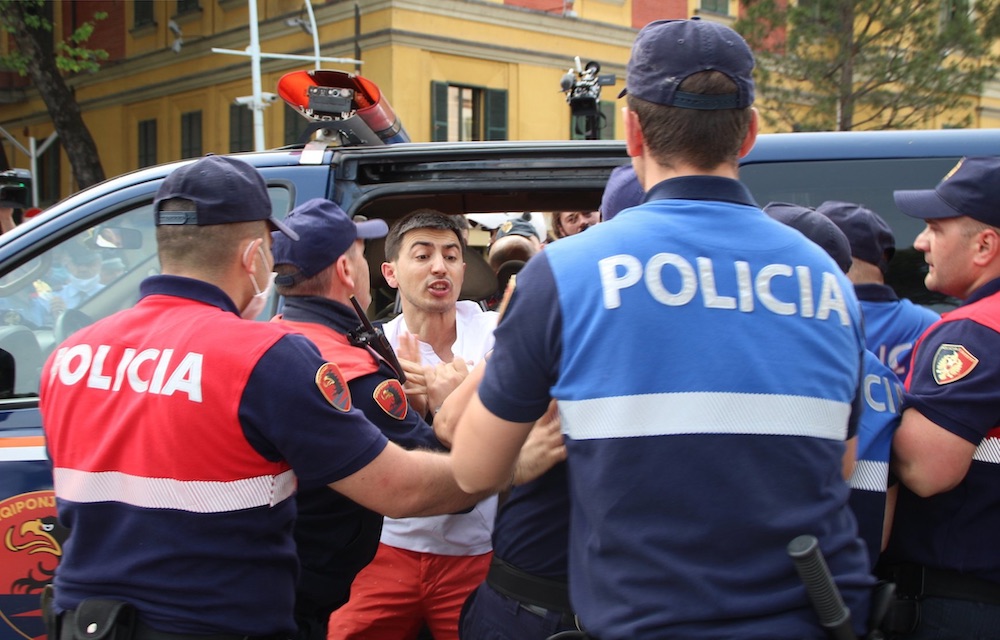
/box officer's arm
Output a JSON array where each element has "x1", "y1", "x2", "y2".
[
  {"x1": 891, "y1": 407, "x2": 976, "y2": 497},
  {"x1": 328, "y1": 441, "x2": 495, "y2": 519},
  {"x1": 451, "y1": 391, "x2": 534, "y2": 494},
  {"x1": 842, "y1": 435, "x2": 858, "y2": 482}
]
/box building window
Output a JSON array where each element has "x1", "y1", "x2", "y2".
[
  {"x1": 38, "y1": 141, "x2": 61, "y2": 208},
  {"x1": 134, "y1": 0, "x2": 154, "y2": 28},
  {"x1": 138, "y1": 119, "x2": 157, "y2": 167},
  {"x1": 181, "y1": 110, "x2": 202, "y2": 159},
  {"x1": 431, "y1": 82, "x2": 507, "y2": 142},
  {"x1": 177, "y1": 0, "x2": 199, "y2": 14},
  {"x1": 570, "y1": 100, "x2": 616, "y2": 140},
  {"x1": 700, "y1": 0, "x2": 729, "y2": 15},
  {"x1": 284, "y1": 104, "x2": 312, "y2": 145},
  {"x1": 230, "y1": 104, "x2": 254, "y2": 153}
]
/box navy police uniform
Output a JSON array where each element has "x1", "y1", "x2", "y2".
[
  {"x1": 39, "y1": 276, "x2": 389, "y2": 637},
  {"x1": 275, "y1": 295, "x2": 444, "y2": 640},
  {"x1": 459, "y1": 462, "x2": 574, "y2": 639},
  {"x1": 854, "y1": 283, "x2": 939, "y2": 381},
  {"x1": 849, "y1": 350, "x2": 903, "y2": 568},
  {"x1": 881, "y1": 278, "x2": 1000, "y2": 632},
  {"x1": 477, "y1": 175, "x2": 874, "y2": 639}
]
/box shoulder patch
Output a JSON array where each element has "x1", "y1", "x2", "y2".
[
  {"x1": 373, "y1": 379, "x2": 408, "y2": 420},
  {"x1": 316, "y1": 362, "x2": 352, "y2": 411},
  {"x1": 932, "y1": 343, "x2": 979, "y2": 385}
]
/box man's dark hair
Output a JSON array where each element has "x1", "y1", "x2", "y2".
[
  {"x1": 384, "y1": 209, "x2": 467, "y2": 261},
  {"x1": 627, "y1": 71, "x2": 752, "y2": 171}
]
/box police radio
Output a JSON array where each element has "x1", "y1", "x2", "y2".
[{"x1": 347, "y1": 295, "x2": 407, "y2": 384}]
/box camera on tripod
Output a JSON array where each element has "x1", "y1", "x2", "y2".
[{"x1": 560, "y1": 57, "x2": 616, "y2": 118}]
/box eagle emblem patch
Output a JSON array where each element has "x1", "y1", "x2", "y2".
[
  {"x1": 316, "y1": 362, "x2": 352, "y2": 411},
  {"x1": 0, "y1": 489, "x2": 65, "y2": 640},
  {"x1": 932, "y1": 343, "x2": 979, "y2": 385},
  {"x1": 373, "y1": 379, "x2": 408, "y2": 420}
]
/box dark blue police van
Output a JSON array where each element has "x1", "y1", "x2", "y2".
[{"x1": 1, "y1": 124, "x2": 998, "y2": 640}]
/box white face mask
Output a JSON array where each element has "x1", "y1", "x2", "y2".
[
  {"x1": 241, "y1": 242, "x2": 275, "y2": 320},
  {"x1": 69, "y1": 273, "x2": 101, "y2": 293}
]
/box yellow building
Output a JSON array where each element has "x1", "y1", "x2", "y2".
[
  {"x1": 2, "y1": 0, "x2": 996, "y2": 207},
  {"x1": 2, "y1": 0, "x2": 681, "y2": 206}
]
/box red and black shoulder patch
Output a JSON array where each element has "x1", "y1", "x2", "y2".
[
  {"x1": 316, "y1": 362, "x2": 352, "y2": 411},
  {"x1": 373, "y1": 378, "x2": 408, "y2": 420},
  {"x1": 932, "y1": 343, "x2": 979, "y2": 385}
]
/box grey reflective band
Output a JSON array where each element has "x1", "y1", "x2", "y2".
[
  {"x1": 671, "y1": 91, "x2": 741, "y2": 110},
  {"x1": 156, "y1": 210, "x2": 199, "y2": 225}
]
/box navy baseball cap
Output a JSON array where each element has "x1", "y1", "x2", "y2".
[
  {"x1": 816, "y1": 201, "x2": 895, "y2": 275},
  {"x1": 271, "y1": 198, "x2": 388, "y2": 285},
  {"x1": 764, "y1": 202, "x2": 852, "y2": 274},
  {"x1": 600, "y1": 165, "x2": 644, "y2": 221},
  {"x1": 494, "y1": 217, "x2": 539, "y2": 242},
  {"x1": 153, "y1": 155, "x2": 299, "y2": 240},
  {"x1": 618, "y1": 17, "x2": 755, "y2": 110},
  {"x1": 894, "y1": 156, "x2": 1000, "y2": 226}
]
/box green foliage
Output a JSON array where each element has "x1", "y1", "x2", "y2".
[
  {"x1": 0, "y1": 0, "x2": 108, "y2": 75},
  {"x1": 735, "y1": 0, "x2": 1000, "y2": 131}
]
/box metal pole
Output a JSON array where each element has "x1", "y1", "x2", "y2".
[
  {"x1": 304, "y1": 0, "x2": 320, "y2": 70},
  {"x1": 28, "y1": 137, "x2": 39, "y2": 208},
  {"x1": 248, "y1": 0, "x2": 265, "y2": 152}
]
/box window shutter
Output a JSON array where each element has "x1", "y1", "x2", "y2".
[
  {"x1": 431, "y1": 82, "x2": 449, "y2": 142},
  {"x1": 484, "y1": 89, "x2": 508, "y2": 141}
]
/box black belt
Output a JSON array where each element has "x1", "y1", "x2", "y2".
[
  {"x1": 887, "y1": 563, "x2": 1000, "y2": 605},
  {"x1": 60, "y1": 610, "x2": 284, "y2": 640},
  {"x1": 486, "y1": 557, "x2": 573, "y2": 616}
]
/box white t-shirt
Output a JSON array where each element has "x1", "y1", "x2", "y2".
[{"x1": 379, "y1": 300, "x2": 499, "y2": 555}]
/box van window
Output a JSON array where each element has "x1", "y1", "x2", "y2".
[{"x1": 741, "y1": 157, "x2": 961, "y2": 310}]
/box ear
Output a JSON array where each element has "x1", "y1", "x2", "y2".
[
  {"x1": 381, "y1": 261, "x2": 399, "y2": 289},
  {"x1": 242, "y1": 237, "x2": 263, "y2": 273},
  {"x1": 972, "y1": 226, "x2": 1000, "y2": 267},
  {"x1": 623, "y1": 107, "x2": 644, "y2": 158},
  {"x1": 335, "y1": 255, "x2": 355, "y2": 290},
  {"x1": 738, "y1": 108, "x2": 759, "y2": 159}
]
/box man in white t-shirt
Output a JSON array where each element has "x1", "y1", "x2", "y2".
[{"x1": 328, "y1": 209, "x2": 497, "y2": 640}]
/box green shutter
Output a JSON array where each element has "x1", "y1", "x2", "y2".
[
  {"x1": 484, "y1": 89, "x2": 508, "y2": 141},
  {"x1": 431, "y1": 82, "x2": 449, "y2": 142}
]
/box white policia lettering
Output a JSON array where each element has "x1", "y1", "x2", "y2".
[
  {"x1": 598, "y1": 253, "x2": 851, "y2": 325},
  {"x1": 875, "y1": 342, "x2": 915, "y2": 377},
  {"x1": 864, "y1": 372, "x2": 903, "y2": 414},
  {"x1": 49, "y1": 344, "x2": 204, "y2": 402}
]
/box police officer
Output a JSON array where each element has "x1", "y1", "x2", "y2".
[
  {"x1": 38, "y1": 156, "x2": 496, "y2": 640},
  {"x1": 457, "y1": 158, "x2": 649, "y2": 640},
  {"x1": 817, "y1": 201, "x2": 939, "y2": 381},
  {"x1": 449, "y1": 18, "x2": 873, "y2": 639},
  {"x1": 599, "y1": 164, "x2": 643, "y2": 222},
  {"x1": 765, "y1": 202, "x2": 903, "y2": 569},
  {"x1": 881, "y1": 156, "x2": 1000, "y2": 639}
]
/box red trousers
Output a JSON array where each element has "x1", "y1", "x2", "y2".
[{"x1": 328, "y1": 543, "x2": 492, "y2": 640}]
